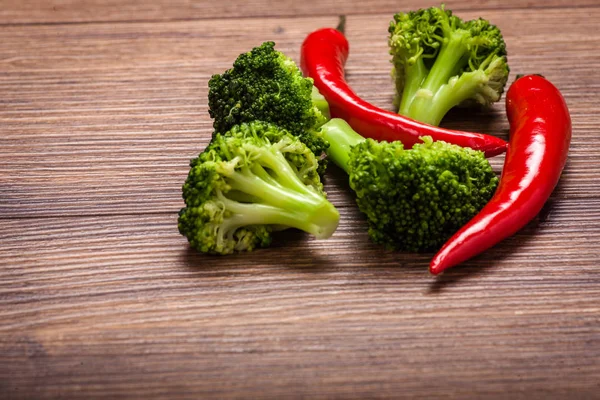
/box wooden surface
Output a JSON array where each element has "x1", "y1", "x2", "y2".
[{"x1": 1, "y1": 0, "x2": 599, "y2": 398}]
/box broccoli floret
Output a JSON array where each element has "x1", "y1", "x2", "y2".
[
  {"x1": 389, "y1": 5, "x2": 509, "y2": 126},
  {"x1": 178, "y1": 121, "x2": 339, "y2": 254},
  {"x1": 321, "y1": 118, "x2": 498, "y2": 252},
  {"x1": 208, "y1": 42, "x2": 330, "y2": 171}
]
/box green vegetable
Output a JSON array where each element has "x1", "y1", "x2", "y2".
[
  {"x1": 208, "y1": 41, "x2": 330, "y2": 172},
  {"x1": 321, "y1": 118, "x2": 499, "y2": 252},
  {"x1": 178, "y1": 121, "x2": 339, "y2": 255},
  {"x1": 388, "y1": 5, "x2": 509, "y2": 126}
]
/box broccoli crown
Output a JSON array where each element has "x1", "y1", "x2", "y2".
[
  {"x1": 178, "y1": 121, "x2": 339, "y2": 255},
  {"x1": 388, "y1": 6, "x2": 509, "y2": 126},
  {"x1": 347, "y1": 136, "x2": 498, "y2": 252},
  {"x1": 208, "y1": 42, "x2": 329, "y2": 164}
]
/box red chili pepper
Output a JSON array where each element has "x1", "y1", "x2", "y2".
[
  {"x1": 300, "y1": 20, "x2": 508, "y2": 157},
  {"x1": 429, "y1": 75, "x2": 572, "y2": 275}
]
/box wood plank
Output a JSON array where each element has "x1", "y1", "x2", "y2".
[
  {"x1": 1, "y1": 8, "x2": 599, "y2": 217},
  {"x1": 2, "y1": 1, "x2": 600, "y2": 399},
  {"x1": 1, "y1": 214, "x2": 599, "y2": 399},
  {"x1": 1, "y1": 0, "x2": 598, "y2": 25}
]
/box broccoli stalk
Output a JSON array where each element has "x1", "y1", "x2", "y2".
[
  {"x1": 311, "y1": 85, "x2": 331, "y2": 121},
  {"x1": 317, "y1": 119, "x2": 358, "y2": 173},
  {"x1": 319, "y1": 118, "x2": 499, "y2": 252},
  {"x1": 389, "y1": 6, "x2": 509, "y2": 126},
  {"x1": 178, "y1": 122, "x2": 339, "y2": 254}
]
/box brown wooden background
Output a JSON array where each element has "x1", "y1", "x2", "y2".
[{"x1": 1, "y1": 0, "x2": 599, "y2": 398}]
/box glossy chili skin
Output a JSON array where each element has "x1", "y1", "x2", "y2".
[
  {"x1": 429, "y1": 75, "x2": 572, "y2": 275},
  {"x1": 300, "y1": 27, "x2": 508, "y2": 157}
]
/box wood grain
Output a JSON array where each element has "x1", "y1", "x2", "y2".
[
  {"x1": 1, "y1": 1, "x2": 600, "y2": 399},
  {"x1": 2, "y1": 8, "x2": 600, "y2": 217},
  {"x1": 1, "y1": 214, "x2": 600, "y2": 399},
  {"x1": 1, "y1": 0, "x2": 599, "y2": 25}
]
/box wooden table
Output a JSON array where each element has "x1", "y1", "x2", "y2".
[{"x1": 1, "y1": 1, "x2": 599, "y2": 398}]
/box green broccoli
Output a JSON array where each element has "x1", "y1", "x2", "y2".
[
  {"x1": 389, "y1": 5, "x2": 509, "y2": 126},
  {"x1": 178, "y1": 121, "x2": 339, "y2": 255},
  {"x1": 320, "y1": 118, "x2": 498, "y2": 252},
  {"x1": 208, "y1": 42, "x2": 330, "y2": 171}
]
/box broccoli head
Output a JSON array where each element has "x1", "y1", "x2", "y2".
[
  {"x1": 178, "y1": 121, "x2": 339, "y2": 254},
  {"x1": 208, "y1": 42, "x2": 330, "y2": 166},
  {"x1": 389, "y1": 5, "x2": 509, "y2": 126},
  {"x1": 321, "y1": 118, "x2": 498, "y2": 252}
]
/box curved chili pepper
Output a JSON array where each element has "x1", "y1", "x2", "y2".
[
  {"x1": 300, "y1": 20, "x2": 508, "y2": 157},
  {"x1": 429, "y1": 75, "x2": 572, "y2": 275}
]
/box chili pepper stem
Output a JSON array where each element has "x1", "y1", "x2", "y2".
[{"x1": 336, "y1": 15, "x2": 347, "y2": 33}]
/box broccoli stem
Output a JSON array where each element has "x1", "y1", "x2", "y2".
[
  {"x1": 227, "y1": 167, "x2": 322, "y2": 212},
  {"x1": 398, "y1": 57, "x2": 429, "y2": 115},
  {"x1": 311, "y1": 85, "x2": 331, "y2": 122},
  {"x1": 222, "y1": 149, "x2": 339, "y2": 239},
  {"x1": 421, "y1": 30, "x2": 470, "y2": 92},
  {"x1": 431, "y1": 70, "x2": 489, "y2": 120},
  {"x1": 218, "y1": 194, "x2": 338, "y2": 239},
  {"x1": 320, "y1": 118, "x2": 365, "y2": 174},
  {"x1": 404, "y1": 31, "x2": 470, "y2": 126}
]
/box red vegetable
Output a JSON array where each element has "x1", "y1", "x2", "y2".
[
  {"x1": 300, "y1": 21, "x2": 508, "y2": 157},
  {"x1": 430, "y1": 75, "x2": 572, "y2": 275}
]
